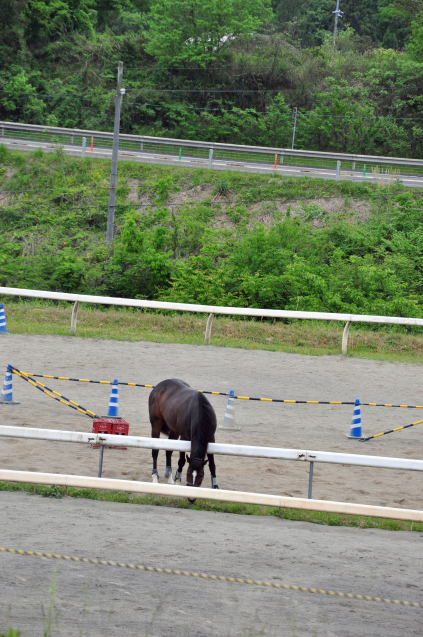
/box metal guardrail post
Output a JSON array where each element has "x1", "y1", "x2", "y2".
[
  {"x1": 98, "y1": 445, "x2": 104, "y2": 478},
  {"x1": 308, "y1": 461, "x2": 314, "y2": 499},
  {"x1": 208, "y1": 149, "x2": 213, "y2": 167},
  {"x1": 81, "y1": 137, "x2": 86, "y2": 157},
  {"x1": 336, "y1": 160, "x2": 341, "y2": 180}
]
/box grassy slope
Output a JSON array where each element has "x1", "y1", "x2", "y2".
[{"x1": 1, "y1": 147, "x2": 423, "y2": 363}]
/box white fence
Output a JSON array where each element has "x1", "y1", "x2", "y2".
[
  {"x1": 2, "y1": 469, "x2": 422, "y2": 522},
  {"x1": 0, "y1": 426, "x2": 422, "y2": 521},
  {"x1": 2, "y1": 285, "x2": 423, "y2": 354}
]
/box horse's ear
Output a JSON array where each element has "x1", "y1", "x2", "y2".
[
  {"x1": 186, "y1": 455, "x2": 191, "y2": 462},
  {"x1": 202, "y1": 459, "x2": 209, "y2": 466}
]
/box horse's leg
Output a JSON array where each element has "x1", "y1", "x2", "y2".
[
  {"x1": 207, "y1": 453, "x2": 219, "y2": 489},
  {"x1": 150, "y1": 418, "x2": 162, "y2": 482},
  {"x1": 174, "y1": 451, "x2": 186, "y2": 483},
  {"x1": 165, "y1": 430, "x2": 178, "y2": 483}
]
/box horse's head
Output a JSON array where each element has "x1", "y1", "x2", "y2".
[{"x1": 186, "y1": 455, "x2": 208, "y2": 487}]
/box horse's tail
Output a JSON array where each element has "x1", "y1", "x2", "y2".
[{"x1": 190, "y1": 393, "x2": 217, "y2": 471}]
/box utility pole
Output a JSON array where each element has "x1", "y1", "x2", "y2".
[
  {"x1": 107, "y1": 61, "x2": 125, "y2": 244},
  {"x1": 333, "y1": 0, "x2": 343, "y2": 44},
  {"x1": 291, "y1": 107, "x2": 298, "y2": 150}
]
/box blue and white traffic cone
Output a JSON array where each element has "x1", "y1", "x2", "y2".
[
  {"x1": 107, "y1": 379, "x2": 119, "y2": 417},
  {"x1": 219, "y1": 389, "x2": 240, "y2": 431},
  {"x1": 0, "y1": 367, "x2": 19, "y2": 404},
  {"x1": 0, "y1": 304, "x2": 7, "y2": 333},
  {"x1": 346, "y1": 399, "x2": 362, "y2": 439}
]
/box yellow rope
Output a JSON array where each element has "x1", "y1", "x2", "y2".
[
  {"x1": 10, "y1": 367, "x2": 98, "y2": 419},
  {"x1": 0, "y1": 548, "x2": 421, "y2": 608},
  {"x1": 19, "y1": 371, "x2": 423, "y2": 409}
]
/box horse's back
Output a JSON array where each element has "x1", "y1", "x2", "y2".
[
  {"x1": 149, "y1": 379, "x2": 216, "y2": 439},
  {"x1": 149, "y1": 378, "x2": 192, "y2": 406},
  {"x1": 149, "y1": 378, "x2": 197, "y2": 426}
]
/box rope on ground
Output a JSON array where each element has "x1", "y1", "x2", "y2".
[
  {"x1": 19, "y1": 371, "x2": 423, "y2": 409},
  {"x1": 10, "y1": 366, "x2": 99, "y2": 419},
  {"x1": 362, "y1": 419, "x2": 423, "y2": 441},
  {"x1": 0, "y1": 548, "x2": 421, "y2": 608}
]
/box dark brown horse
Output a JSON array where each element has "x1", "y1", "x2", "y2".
[{"x1": 148, "y1": 378, "x2": 219, "y2": 490}]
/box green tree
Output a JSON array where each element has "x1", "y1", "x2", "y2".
[
  {"x1": 0, "y1": 0, "x2": 26, "y2": 66},
  {"x1": 145, "y1": 0, "x2": 273, "y2": 67},
  {"x1": 24, "y1": 0, "x2": 93, "y2": 47}
]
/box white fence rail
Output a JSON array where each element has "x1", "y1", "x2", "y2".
[
  {"x1": 1, "y1": 425, "x2": 422, "y2": 521},
  {"x1": 2, "y1": 469, "x2": 422, "y2": 522},
  {"x1": 1, "y1": 426, "x2": 422, "y2": 471},
  {"x1": 2, "y1": 285, "x2": 423, "y2": 354},
  {"x1": 0, "y1": 425, "x2": 422, "y2": 513},
  {"x1": 2, "y1": 120, "x2": 423, "y2": 173}
]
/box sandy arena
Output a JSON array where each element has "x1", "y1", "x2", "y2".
[
  {"x1": 0, "y1": 334, "x2": 422, "y2": 509},
  {"x1": 1, "y1": 491, "x2": 423, "y2": 636}
]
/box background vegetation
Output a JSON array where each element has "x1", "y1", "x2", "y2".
[
  {"x1": 2, "y1": 0, "x2": 423, "y2": 156},
  {"x1": 2, "y1": 147, "x2": 423, "y2": 327}
]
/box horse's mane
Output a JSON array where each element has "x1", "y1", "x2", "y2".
[{"x1": 190, "y1": 393, "x2": 216, "y2": 471}]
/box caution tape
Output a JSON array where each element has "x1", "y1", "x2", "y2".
[
  {"x1": 362, "y1": 419, "x2": 423, "y2": 441},
  {"x1": 18, "y1": 370, "x2": 423, "y2": 409},
  {"x1": 1, "y1": 548, "x2": 421, "y2": 608},
  {"x1": 9, "y1": 366, "x2": 99, "y2": 419}
]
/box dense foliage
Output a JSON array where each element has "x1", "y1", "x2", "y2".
[
  {"x1": 2, "y1": 0, "x2": 423, "y2": 156},
  {"x1": 2, "y1": 148, "x2": 423, "y2": 319}
]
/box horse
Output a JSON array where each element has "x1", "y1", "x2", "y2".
[{"x1": 148, "y1": 378, "x2": 219, "y2": 491}]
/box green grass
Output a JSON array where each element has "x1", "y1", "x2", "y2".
[
  {"x1": 3, "y1": 299, "x2": 423, "y2": 365},
  {"x1": 1, "y1": 481, "x2": 421, "y2": 533}
]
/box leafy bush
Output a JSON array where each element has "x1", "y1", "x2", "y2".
[{"x1": 1, "y1": 155, "x2": 423, "y2": 322}]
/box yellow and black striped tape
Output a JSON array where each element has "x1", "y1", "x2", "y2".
[
  {"x1": 362, "y1": 419, "x2": 423, "y2": 442},
  {"x1": 18, "y1": 371, "x2": 423, "y2": 410},
  {"x1": 10, "y1": 366, "x2": 99, "y2": 419},
  {"x1": 1, "y1": 548, "x2": 421, "y2": 608}
]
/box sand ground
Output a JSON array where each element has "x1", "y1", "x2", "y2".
[
  {"x1": 1, "y1": 492, "x2": 422, "y2": 637},
  {"x1": 0, "y1": 334, "x2": 422, "y2": 508}
]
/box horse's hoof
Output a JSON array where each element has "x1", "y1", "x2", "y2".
[
  {"x1": 213, "y1": 485, "x2": 219, "y2": 489},
  {"x1": 168, "y1": 474, "x2": 175, "y2": 484},
  {"x1": 152, "y1": 474, "x2": 159, "y2": 483},
  {"x1": 164, "y1": 466, "x2": 172, "y2": 479},
  {"x1": 188, "y1": 498, "x2": 197, "y2": 504}
]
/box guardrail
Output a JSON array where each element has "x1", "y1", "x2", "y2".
[
  {"x1": 1, "y1": 120, "x2": 423, "y2": 176},
  {"x1": 2, "y1": 285, "x2": 423, "y2": 354},
  {"x1": 1, "y1": 426, "x2": 422, "y2": 504}
]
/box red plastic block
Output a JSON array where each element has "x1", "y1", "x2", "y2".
[{"x1": 92, "y1": 417, "x2": 129, "y2": 449}]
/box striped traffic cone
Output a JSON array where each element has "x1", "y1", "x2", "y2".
[
  {"x1": 0, "y1": 304, "x2": 7, "y2": 333},
  {"x1": 346, "y1": 399, "x2": 362, "y2": 439},
  {"x1": 0, "y1": 367, "x2": 19, "y2": 404},
  {"x1": 219, "y1": 389, "x2": 240, "y2": 431},
  {"x1": 107, "y1": 379, "x2": 119, "y2": 417}
]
